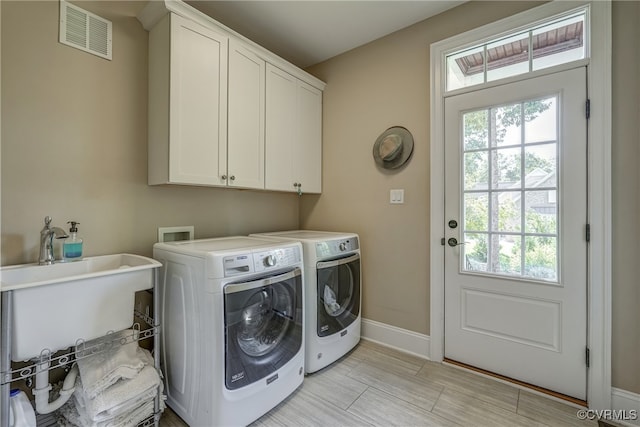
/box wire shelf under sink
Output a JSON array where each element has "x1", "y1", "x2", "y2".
[{"x1": 1, "y1": 318, "x2": 158, "y2": 385}]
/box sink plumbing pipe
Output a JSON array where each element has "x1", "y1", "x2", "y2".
[{"x1": 32, "y1": 351, "x2": 77, "y2": 414}]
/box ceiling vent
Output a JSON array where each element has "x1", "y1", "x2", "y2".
[{"x1": 59, "y1": 0, "x2": 112, "y2": 60}]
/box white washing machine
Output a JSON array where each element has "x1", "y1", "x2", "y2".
[
  {"x1": 153, "y1": 236, "x2": 305, "y2": 426},
  {"x1": 251, "y1": 231, "x2": 361, "y2": 373}
]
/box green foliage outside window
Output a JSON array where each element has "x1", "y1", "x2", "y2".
[{"x1": 462, "y1": 98, "x2": 558, "y2": 280}]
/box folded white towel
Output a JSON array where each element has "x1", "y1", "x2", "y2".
[
  {"x1": 75, "y1": 330, "x2": 148, "y2": 399},
  {"x1": 58, "y1": 391, "x2": 165, "y2": 427},
  {"x1": 74, "y1": 352, "x2": 161, "y2": 423},
  {"x1": 106, "y1": 395, "x2": 164, "y2": 427}
]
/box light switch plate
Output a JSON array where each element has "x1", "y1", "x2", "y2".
[{"x1": 390, "y1": 189, "x2": 405, "y2": 204}]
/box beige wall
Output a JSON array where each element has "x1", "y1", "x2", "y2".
[
  {"x1": 611, "y1": 0, "x2": 640, "y2": 395},
  {"x1": 303, "y1": 1, "x2": 543, "y2": 335},
  {"x1": 1, "y1": 1, "x2": 300, "y2": 266},
  {"x1": 2, "y1": 0, "x2": 638, "y2": 396},
  {"x1": 304, "y1": 1, "x2": 640, "y2": 394}
]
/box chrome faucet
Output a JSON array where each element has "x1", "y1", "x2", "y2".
[{"x1": 39, "y1": 216, "x2": 68, "y2": 265}]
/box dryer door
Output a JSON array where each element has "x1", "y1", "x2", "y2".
[
  {"x1": 223, "y1": 268, "x2": 303, "y2": 390},
  {"x1": 316, "y1": 254, "x2": 361, "y2": 337}
]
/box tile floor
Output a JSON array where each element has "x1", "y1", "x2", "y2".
[{"x1": 159, "y1": 339, "x2": 598, "y2": 427}]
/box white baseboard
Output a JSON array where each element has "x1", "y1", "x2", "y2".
[
  {"x1": 610, "y1": 388, "x2": 640, "y2": 426},
  {"x1": 360, "y1": 318, "x2": 430, "y2": 359}
]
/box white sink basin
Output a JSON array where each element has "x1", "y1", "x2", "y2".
[{"x1": 1, "y1": 254, "x2": 161, "y2": 361}]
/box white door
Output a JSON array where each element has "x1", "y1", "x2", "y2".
[{"x1": 444, "y1": 67, "x2": 588, "y2": 400}]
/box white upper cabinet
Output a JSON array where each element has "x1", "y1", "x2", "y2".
[
  {"x1": 265, "y1": 65, "x2": 296, "y2": 193},
  {"x1": 140, "y1": 1, "x2": 324, "y2": 192},
  {"x1": 294, "y1": 81, "x2": 323, "y2": 194},
  {"x1": 265, "y1": 64, "x2": 322, "y2": 194},
  {"x1": 148, "y1": 13, "x2": 228, "y2": 186},
  {"x1": 228, "y1": 41, "x2": 265, "y2": 189}
]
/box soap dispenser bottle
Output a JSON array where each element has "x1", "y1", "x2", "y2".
[{"x1": 63, "y1": 221, "x2": 83, "y2": 261}]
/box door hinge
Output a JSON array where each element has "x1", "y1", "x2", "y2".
[
  {"x1": 585, "y1": 347, "x2": 590, "y2": 368},
  {"x1": 585, "y1": 224, "x2": 591, "y2": 242},
  {"x1": 585, "y1": 99, "x2": 591, "y2": 119},
  {"x1": 440, "y1": 237, "x2": 445, "y2": 246}
]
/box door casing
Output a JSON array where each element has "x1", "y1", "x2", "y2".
[{"x1": 429, "y1": 1, "x2": 612, "y2": 410}]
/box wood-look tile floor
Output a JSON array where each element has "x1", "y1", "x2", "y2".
[{"x1": 159, "y1": 339, "x2": 597, "y2": 427}]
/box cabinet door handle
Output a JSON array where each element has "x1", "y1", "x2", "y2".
[
  {"x1": 229, "y1": 175, "x2": 236, "y2": 181},
  {"x1": 221, "y1": 175, "x2": 227, "y2": 180}
]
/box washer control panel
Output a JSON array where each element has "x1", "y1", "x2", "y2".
[
  {"x1": 316, "y1": 237, "x2": 359, "y2": 258},
  {"x1": 254, "y1": 246, "x2": 301, "y2": 272},
  {"x1": 223, "y1": 254, "x2": 253, "y2": 277},
  {"x1": 222, "y1": 246, "x2": 301, "y2": 276}
]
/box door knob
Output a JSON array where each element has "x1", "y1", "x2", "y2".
[{"x1": 447, "y1": 238, "x2": 465, "y2": 247}]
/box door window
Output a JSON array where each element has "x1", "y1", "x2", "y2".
[{"x1": 462, "y1": 95, "x2": 559, "y2": 282}]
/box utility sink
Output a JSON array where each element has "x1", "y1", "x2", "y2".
[{"x1": 1, "y1": 254, "x2": 161, "y2": 361}]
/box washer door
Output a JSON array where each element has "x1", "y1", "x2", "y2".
[
  {"x1": 224, "y1": 268, "x2": 303, "y2": 390},
  {"x1": 316, "y1": 254, "x2": 361, "y2": 337}
]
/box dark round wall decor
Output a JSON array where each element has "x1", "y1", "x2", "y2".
[{"x1": 372, "y1": 126, "x2": 414, "y2": 170}]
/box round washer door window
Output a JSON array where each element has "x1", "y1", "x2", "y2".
[
  {"x1": 321, "y1": 265, "x2": 354, "y2": 318},
  {"x1": 317, "y1": 256, "x2": 361, "y2": 337},
  {"x1": 224, "y1": 268, "x2": 303, "y2": 390},
  {"x1": 237, "y1": 283, "x2": 293, "y2": 357}
]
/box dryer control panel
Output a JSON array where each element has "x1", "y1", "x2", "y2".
[{"x1": 315, "y1": 237, "x2": 359, "y2": 258}]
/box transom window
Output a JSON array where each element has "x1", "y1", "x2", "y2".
[{"x1": 446, "y1": 9, "x2": 587, "y2": 92}]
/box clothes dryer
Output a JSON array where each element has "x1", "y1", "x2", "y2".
[
  {"x1": 153, "y1": 237, "x2": 305, "y2": 426},
  {"x1": 251, "y1": 231, "x2": 361, "y2": 373}
]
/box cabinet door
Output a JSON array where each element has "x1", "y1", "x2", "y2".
[
  {"x1": 265, "y1": 64, "x2": 297, "y2": 192},
  {"x1": 169, "y1": 14, "x2": 228, "y2": 185},
  {"x1": 294, "y1": 81, "x2": 322, "y2": 193},
  {"x1": 228, "y1": 41, "x2": 265, "y2": 189}
]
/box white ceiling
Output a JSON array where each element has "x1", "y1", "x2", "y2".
[{"x1": 185, "y1": 1, "x2": 465, "y2": 68}]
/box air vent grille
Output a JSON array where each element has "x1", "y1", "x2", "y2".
[
  {"x1": 88, "y1": 16, "x2": 109, "y2": 56},
  {"x1": 59, "y1": 0, "x2": 112, "y2": 60}
]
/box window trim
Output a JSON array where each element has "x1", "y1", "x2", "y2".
[
  {"x1": 444, "y1": 5, "x2": 590, "y2": 94},
  {"x1": 430, "y1": 0, "x2": 612, "y2": 410}
]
